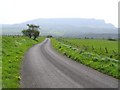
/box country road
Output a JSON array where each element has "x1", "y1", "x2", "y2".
[{"x1": 20, "y1": 38, "x2": 118, "y2": 88}]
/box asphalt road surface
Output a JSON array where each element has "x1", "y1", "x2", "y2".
[{"x1": 20, "y1": 38, "x2": 118, "y2": 88}]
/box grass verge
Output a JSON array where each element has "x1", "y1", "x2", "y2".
[
  {"x1": 2, "y1": 36, "x2": 45, "y2": 88},
  {"x1": 57, "y1": 38, "x2": 118, "y2": 59},
  {"x1": 51, "y1": 38, "x2": 119, "y2": 79}
]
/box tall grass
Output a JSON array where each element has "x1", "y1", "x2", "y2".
[{"x1": 2, "y1": 36, "x2": 45, "y2": 88}]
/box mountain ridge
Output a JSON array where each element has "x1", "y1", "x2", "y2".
[{"x1": 2, "y1": 18, "x2": 118, "y2": 38}]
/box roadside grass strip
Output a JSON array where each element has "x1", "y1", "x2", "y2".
[
  {"x1": 2, "y1": 36, "x2": 45, "y2": 88},
  {"x1": 51, "y1": 38, "x2": 119, "y2": 79},
  {"x1": 57, "y1": 38, "x2": 118, "y2": 60}
]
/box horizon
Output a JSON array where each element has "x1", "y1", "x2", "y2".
[
  {"x1": 1, "y1": 18, "x2": 117, "y2": 28},
  {"x1": 0, "y1": 18, "x2": 116, "y2": 24},
  {"x1": 0, "y1": 0, "x2": 119, "y2": 27}
]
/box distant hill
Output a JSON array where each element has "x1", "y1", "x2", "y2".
[{"x1": 2, "y1": 18, "x2": 118, "y2": 38}]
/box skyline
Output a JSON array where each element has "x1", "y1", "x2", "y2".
[{"x1": 0, "y1": 0, "x2": 119, "y2": 27}]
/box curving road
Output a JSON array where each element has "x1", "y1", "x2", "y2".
[{"x1": 20, "y1": 38, "x2": 118, "y2": 88}]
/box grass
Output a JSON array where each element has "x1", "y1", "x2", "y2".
[
  {"x1": 51, "y1": 38, "x2": 119, "y2": 79},
  {"x1": 0, "y1": 36, "x2": 2, "y2": 89},
  {"x1": 57, "y1": 38, "x2": 118, "y2": 59},
  {"x1": 2, "y1": 36, "x2": 45, "y2": 88}
]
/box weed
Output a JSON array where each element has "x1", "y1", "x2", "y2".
[{"x1": 2, "y1": 36, "x2": 45, "y2": 88}]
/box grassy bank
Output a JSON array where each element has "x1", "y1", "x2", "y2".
[
  {"x1": 57, "y1": 38, "x2": 118, "y2": 59},
  {"x1": 51, "y1": 38, "x2": 119, "y2": 79},
  {"x1": 2, "y1": 36, "x2": 45, "y2": 88}
]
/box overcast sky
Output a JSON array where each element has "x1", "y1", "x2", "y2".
[{"x1": 0, "y1": 0, "x2": 119, "y2": 27}]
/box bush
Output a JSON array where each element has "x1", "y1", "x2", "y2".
[{"x1": 108, "y1": 38, "x2": 117, "y2": 41}]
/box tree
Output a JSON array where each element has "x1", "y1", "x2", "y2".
[
  {"x1": 47, "y1": 35, "x2": 53, "y2": 38},
  {"x1": 33, "y1": 30, "x2": 40, "y2": 40},
  {"x1": 22, "y1": 24, "x2": 40, "y2": 40}
]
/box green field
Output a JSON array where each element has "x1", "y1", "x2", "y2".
[
  {"x1": 51, "y1": 38, "x2": 119, "y2": 79},
  {"x1": 57, "y1": 38, "x2": 118, "y2": 59},
  {"x1": 2, "y1": 36, "x2": 119, "y2": 88},
  {"x1": 2, "y1": 36, "x2": 45, "y2": 88}
]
